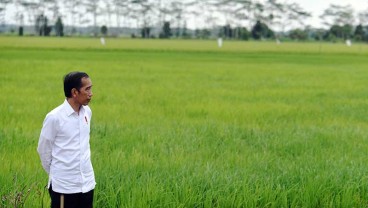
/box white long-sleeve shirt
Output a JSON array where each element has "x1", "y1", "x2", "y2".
[{"x1": 37, "y1": 99, "x2": 96, "y2": 194}]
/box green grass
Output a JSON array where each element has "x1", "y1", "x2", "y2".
[{"x1": 1, "y1": 37, "x2": 368, "y2": 207}]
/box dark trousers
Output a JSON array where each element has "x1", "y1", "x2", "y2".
[{"x1": 49, "y1": 185, "x2": 94, "y2": 208}]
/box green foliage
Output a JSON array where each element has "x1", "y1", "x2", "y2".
[
  {"x1": 2, "y1": 37, "x2": 368, "y2": 206},
  {"x1": 251, "y1": 20, "x2": 274, "y2": 40},
  {"x1": 328, "y1": 24, "x2": 353, "y2": 40},
  {"x1": 236, "y1": 27, "x2": 250, "y2": 40},
  {"x1": 195, "y1": 29, "x2": 211, "y2": 39},
  {"x1": 289, "y1": 29, "x2": 308, "y2": 41},
  {"x1": 354, "y1": 24, "x2": 364, "y2": 41},
  {"x1": 100, "y1": 25, "x2": 107, "y2": 36},
  {"x1": 35, "y1": 15, "x2": 52, "y2": 36},
  {"x1": 220, "y1": 25, "x2": 249, "y2": 40},
  {"x1": 159, "y1": 21, "x2": 171, "y2": 39},
  {"x1": 221, "y1": 24, "x2": 233, "y2": 39},
  {"x1": 141, "y1": 27, "x2": 150, "y2": 38},
  {"x1": 181, "y1": 23, "x2": 190, "y2": 39},
  {"x1": 18, "y1": 26, "x2": 23, "y2": 36},
  {"x1": 55, "y1": 17, "x2": 64, "y2": 37}
]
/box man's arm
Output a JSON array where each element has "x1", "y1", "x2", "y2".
[{"x1": 37, "y1": 114, "x2": 57, "y2": 174}]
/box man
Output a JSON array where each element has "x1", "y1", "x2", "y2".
[{"x1": 37, "y1": 72, "x2": 95, "y2": 208}]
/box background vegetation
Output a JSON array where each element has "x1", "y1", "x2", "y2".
[
  {"x1": 0, "y1": 0, "x2": 367, "y2": 42},
  {"x1": 1, "y1": 37, "x2": 368, "y2": 207}
]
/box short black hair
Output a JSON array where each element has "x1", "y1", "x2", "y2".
[{"x1": 63, "y1": 71, "x2": 89, "y2": 98}]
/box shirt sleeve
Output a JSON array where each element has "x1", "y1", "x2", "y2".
[{"x1": 37, "y1": 113, "x2": 58, "y2": 174}]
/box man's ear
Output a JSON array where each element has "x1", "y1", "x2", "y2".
[{"x1": 71, "y1": 88, "x2": 78, "y2": 97}]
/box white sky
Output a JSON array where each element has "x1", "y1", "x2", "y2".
[
  {"x1": 293, "y1": 0, "x2": 366, "y2": 27},
  {"x1": 184, "y1": 0, "x2": 366, "y2": 30}
]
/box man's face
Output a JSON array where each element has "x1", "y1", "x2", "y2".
[{"x1": 75, "y1": 77, "x2": 93, "y2": 106}]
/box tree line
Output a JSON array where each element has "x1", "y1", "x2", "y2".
[{"x1": 0, "y1": 0, "x2": 367, "y2": 42}]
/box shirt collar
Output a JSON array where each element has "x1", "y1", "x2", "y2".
[{"x1": 63, "y1": 99, "x2": 85, "y2": 116}]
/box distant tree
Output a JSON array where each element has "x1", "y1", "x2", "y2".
[
  {"x1": 342, "y1": 24, "x2": 353, "y2": 39},
  {"x1": 18, "y1": 26, "x2": 23, "y2": 36},
  {"x1": 48, "y1": 0, "x2": 60, "y2": 25},
  {"x1": 84, "y1": 0, "x2": 101, "y2": 36},
  {"x1": 289, "y1": 29, "x2": 308, "y2": 40},
  {"x1": 264, "y1": 0, "x2": 285, "y2": 31},
  {"x1": 312, "y1": 29, "x2": 327, "y2": 41},
  {"x1": 227, "y1": 0, "x2": 252, "y2": 28},
  {"x1": 322, "y1": 32, "x2": 336, "y2": 42},
  {"x1": 102, "y1": 1, "x2": 112, "y2": 29},
  {"x1": 223, "y1": 26, "x2": 250, "y2": 40},
  {"x1": 35, "y1": 14, "x2": 51, "y2": 36},
  {"x1": 131, "y1": 0, "x2": 155, "y2": 39},
  {"x1": 100, "y1": 25, "x2": 107, "y2": 36},
  {"x1": 160, "y1": 21, "x2": 171, "y2": 39},
  {"x1": 170, "y1": 1, "x2": 184, "y2": 37},
  {"x1": 236, "y1": 27, "x2": 250, "y2": 40},
  {"x1": 328, "y1": 24, "x2": 352, "y2": 40},
  {"x1": 285, "y1": 3, "x2": 311, "y2": 29},
  {"x1": 222, "y1": 24, "x2": 233, "y2": 39},
  {"x1": 251, "y1": 21, "x2": 263, "y2": 39},
  {"x1": 168, "y1": 1, "x2": 194, "y2": 38},
  {"x1": 64, "y1": 0, "x2": 83, "y2": 35},
  {"x1": 320, "y1": 4, "x2": 354, "y2": 27},
  {"x1": 112, "y1": 0, "x2": 129, "y2": 34},
  {"x1": 42, "y1": 18, "x2": 48, "y2": 36},
  {"x1": 195, "y1": 29, "x2": 211, "y2": 39},
  {"x1": 35, "y1": 14, "x2": 43, "y2": 35},
  {"x1": 328, "y1": 25, "x2": 342, "y2": 39},
  {"x1": 55, "y1": 17, "x2": 64, "y2": 37},
  {"x1": 16, "y1": 13, "x2": 24, "y2": 36},
  {"x1": 251, "y1": 20, "x2": 273, "y2": 40},
  {"x1": 141, "y1": 26, "x2": 150, "y2": 38},
  {"x1": 45, "y1": 26, "x2": 52, "y2": 36},
  {"x1": 354, "y1": 24, "x2": 364, "y2": 41},
  {"x1": 182, "y1": 21, "x2": 190, "y2": 38},
  {"x1": 224, "y1": 0, "x2": 264, "y2": 29},
  {"x1": 19, "y1": 2, "x2": 39, "y2": 33}
]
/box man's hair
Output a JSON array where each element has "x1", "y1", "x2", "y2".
[{"x1": 63, "y1": 71, "x2": 89, "y2": 98}]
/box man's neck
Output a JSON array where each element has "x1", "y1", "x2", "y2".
[{"x1": 67, "y1": 98, "x2": 81, "y2": 114}]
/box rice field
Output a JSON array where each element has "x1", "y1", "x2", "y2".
[{"x1": 1, "y1": 36, "x2": 368, "y2": 207}]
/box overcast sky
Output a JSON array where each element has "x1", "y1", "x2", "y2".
[
  {"x1": 185, "y1": 0, "x2": 366, "y2": 30},
  {"x1": 294, "y1": 0, "x2": 365, "y2": 27}
]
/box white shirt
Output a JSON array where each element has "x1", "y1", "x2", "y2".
[{"x1": 37, "y1": 99, "x2": 96, "y2": 194}]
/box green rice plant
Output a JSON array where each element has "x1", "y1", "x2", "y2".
[{"x1": 1, "y1": 37, "x2": 368, "y2": 207}]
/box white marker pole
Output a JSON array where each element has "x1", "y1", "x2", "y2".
[
  {"x1": 217, "y1": 38, "x2": 223, "y2": 48},
  {"x1": 100, "y1": 37, "x2": 106, "y2": 45},
  {"x1": 346, "y1": 39, "x2": 352, "y2": 47}
]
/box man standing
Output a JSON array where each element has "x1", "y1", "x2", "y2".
[{"x1": 38, "y1": 72, "x2": 95, "y2": 208}]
